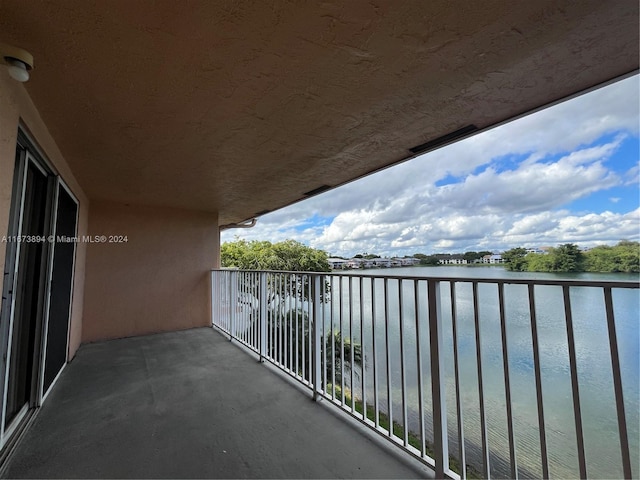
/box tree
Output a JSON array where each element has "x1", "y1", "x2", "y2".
[
  {"x1": 463, "y1": 251, "x2": 482, "y2": 263},
  {"x1": 525, "y1": 252, "x2": 554, "y2": 271},
  {"x1": 502, "y1": 247, "x2": 528, "y2": 271},
  {"x1": 221, "y1": 239, "x2": 330, "y2": 272},
  {"x1": 420, "y1": 255, "x2": 440, "y2": 266},
  {"x1": 585, "y1": 241, "x2": 640, "y2": 273},
  {"x1": 551, "y1": 243, "x2": 584, "y2": 272}
]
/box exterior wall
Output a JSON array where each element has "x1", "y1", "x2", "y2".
[
  {"x1": 82, "y1": 201, "x2": 219, "y2": 343},
  {"x1": 0, "y1": 73, "x2": 89, "y2": 359}
]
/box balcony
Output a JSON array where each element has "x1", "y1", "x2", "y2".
[
  {"x1": 210, "y1": 269, "x2": 639, "y2": 479},
  {"x1": 0, "y1": 269, "x2": 637, "y2": 479}
]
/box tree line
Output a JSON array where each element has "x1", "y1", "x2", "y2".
[{"x1": 502, "y1": 241, "x2": 640, "y2": 273}]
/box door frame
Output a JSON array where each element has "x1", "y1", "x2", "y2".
[{"x1": 38, "y1": 178, "x2": 79, "y2": 403}]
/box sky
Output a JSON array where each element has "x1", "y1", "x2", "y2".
[{"x1": 222, "y1": 75, "x2": 640, "y2": 258}]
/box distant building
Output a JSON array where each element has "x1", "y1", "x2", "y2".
[
  {"x1": 366, "y1": 257, "x2": 391, "y2": 268},
  {"x1": 438, "y1": 254, "x2": 467, "y2": 265},
  {"x1": 391, "y1": 257, "x2": 419, "y2": 266},
  {"x1": 482, "y1": 254, "x2": 503, "y2": 264},
  {"x1": 328, "y1": 257, "x2": 349, "y2": 269},
  {"x1": 526, "y1": 247, "x2": 551, "y2": 255},
  {"x1": 390, "y1": 258, "x2": 403, "y2": 267},
  {"x1": 347, "y1": 258, "x2": 363, "y2": 269}
]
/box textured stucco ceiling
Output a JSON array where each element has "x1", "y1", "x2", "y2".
[{"x1": 0, "y1": 1, "x2": 638, "y2": 225}]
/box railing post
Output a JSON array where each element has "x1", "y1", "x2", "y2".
[
  {"x1": 312, "y1": 274, "x2": 323, "y2": 400},
  {"x1": 259, "y1": 272, "x2": 267, "y2": 362},
  {"x1": 210, "y1": 270, "x2": 215, "y2": 327},
  {"x1": 230, "y1": 270, "x2": 238, "y2": 341},
  {"x1": 428, "y1": 279, "x2": 449, "y2": 478}
]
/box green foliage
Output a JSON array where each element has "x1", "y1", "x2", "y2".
[
  {"x1": 463, "y1": 251, "x2": 481, "y2": 263},
  {"x1": 221, "y1": 239, "x2": 331, "y2": 272},
  {"x1": 507, "y1": 244, "x2": 585, "y2": 272},
  {"x1": 551, "y1": 243, "x2": 585, "y2": 272},
  {"x1": 506, "y1": 241, "x2": 638, "y2": 273},
  {"x1": 323, "y1": 330, "x2": 363, "y2": 385},
  {"x1": 525, "y1": 252, "x2": 554, "y2": 271},
  {"x1": 585, "y1": 240, "x2": 640, "y2": 273},
  {"x1": 413, "y1": 253, "x2": 439, "y2": 265},
  {"x1": 503, "y1": 247, "x2": 528, "y2": 271},
  {"x1": 421, "y1": 255, "x2": 440, "y2": 266}
]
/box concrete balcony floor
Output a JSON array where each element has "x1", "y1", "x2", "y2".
[{"x1": 1, "y1": 327, "x2": 428, "y2": 479}]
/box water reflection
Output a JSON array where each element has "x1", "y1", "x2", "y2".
[{"x1": 326, "y1": 266, "x2": 639, "y2": 479}]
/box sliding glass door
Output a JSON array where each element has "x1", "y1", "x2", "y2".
[
  {"x1": 0, "y1": 130, "x2": 79, "y2": 448},
  {"x1": 3, "y1": 155, "x2": 50, "y2": 432}
]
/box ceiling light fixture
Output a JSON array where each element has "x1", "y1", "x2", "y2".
[{"x1": 0, "y1": 43, "x2": 34, "y2": 82}]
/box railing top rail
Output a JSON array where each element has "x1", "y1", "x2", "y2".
[{"x1": 211, "y1": 269, "x2": 640, "y2": 289}]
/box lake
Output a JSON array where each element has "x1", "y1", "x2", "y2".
[{"x1": 325, "y1": 266, "x2": 639, "y2": 479}]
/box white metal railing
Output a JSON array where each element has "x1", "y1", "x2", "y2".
[{"x1": 211, "y1": 269, "x2": 639, "y2": 479}]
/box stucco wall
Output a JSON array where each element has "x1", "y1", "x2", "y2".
[
  {"x1": 0, "y1": 73, "x2": 88, "y2": 359},
  {"x1": 82, "y1": 201, "x2": 219, "y2": 342}
]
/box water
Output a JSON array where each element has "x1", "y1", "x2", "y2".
[{"x1": 325, "y1": 266, "x2": 639, "y2": 479}]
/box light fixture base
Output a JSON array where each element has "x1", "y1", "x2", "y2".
[{"x1": 0, "y1": 43, "x2": 34, "y2": 82}]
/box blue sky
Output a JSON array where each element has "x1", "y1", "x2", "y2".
[{"x1": 222, "y1": 76, "x2": 640, "y2": 257}]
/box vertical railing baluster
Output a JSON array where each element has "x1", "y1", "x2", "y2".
[
  {"x1": 312, "y1": 275, "x2": 322, "y2": 400},
  {"x1": 269, "y1": 274, "x2": 274, "y2": 361},
  {"x1": 562, "y1": 285, "x2": 587, "y2": 479},
  {"x1": 230, "y1": 270, "x2": 237, "y2": 341},
  {"x1": 340, "y1": 276, "x2": 345, "y2": 406},
  {"x1": 245, "y1": 272, "x2": 249, "y2": 344},
  {"x1": 259, "y1": 272, "x2": 267, "y2": 359},
  {"x1": 275, "y1": 274, "x2": 280, "y2": 365},
  {"x1": 399, "y1": 279, "x2": 408, "y2": 446},
  {"x1": 322, "y1": 275, "x2": 327, "y2": 396},
  {"x1": 243, "y1": 272, "x2": 248, "y2": 345},
  {"x1": 498, "y1": 282, "x2": 518, "y2": 479},
  {"x1": 360, "y1": 276, "x2": 366, "y2": 421},
  {"x1": 528, "y1": 284, "x2": 549, "y2": 479},
  {"x1": 349, "y1": 276, "x2": 355, "y2": 412},
  {"x1": 254, "y1": 272, "x2": 258, "y2": 348},
  {"x1": 384, "y1": 278, "x2": 393, "y2": 435},
  {"x1": 414, "y1": 280, "x2": 426, "y2": 457},
  {"x1": 450, "y1": 282, "x2": 466, "y2": 479},
  {"x1": 429, "y1": 279, "x2": 449, "y2": 478},
  {"x1": 372, "y1": 277, "x2": 379, "y2": 428},
  {"x1": 242, "y1": 272, "x2": 247, "y2": 345},
  {"x1": 473, "y1": 282, "x2": 490, "y2": 479},
  {"x1": 603, "y1": 287, "x2": 632, "y2": 480},
  {"x1": 210, "y1": 271, "x2": 220, "y2": 325},
  {"x1": 302, "y1": 275, "x2": 307, "y2": 382},
  {"x1": 331, "y1": 276, "x2": 336, "y2": 401}
]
